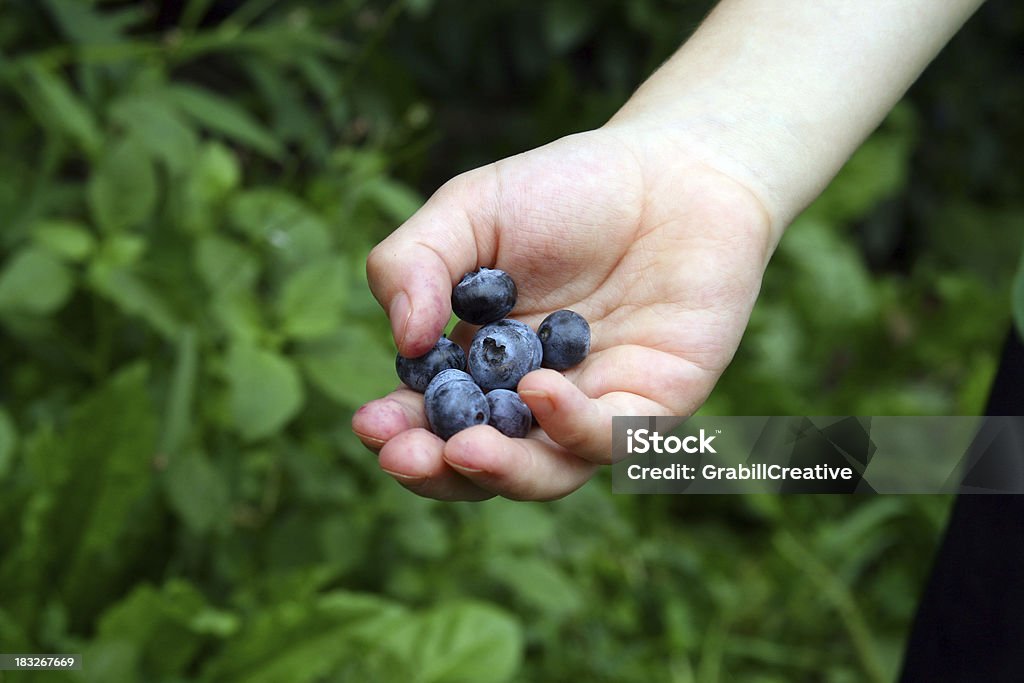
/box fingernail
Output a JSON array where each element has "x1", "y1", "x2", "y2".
[
  {"x1": 518, "y1": 389, "x2": 554, "y2": 418},
  {"x1": 446, "y1": 460, "x2": 484, "y2": 474},
  {"x1": 382, "y1": 468, "x2": 425, "y2": 485},
  {"x1": 389, "y1": 292, "x2": 413, "y2": 350}
]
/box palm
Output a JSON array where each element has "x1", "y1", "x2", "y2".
[{"x1": 354, "y1": 127, "x2": 771, "y2": 501}]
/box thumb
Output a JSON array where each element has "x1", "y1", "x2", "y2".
[{"x1": 367, "y1": 171, "x2": 497, "y2": 357}]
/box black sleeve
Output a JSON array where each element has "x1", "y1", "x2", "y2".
[{"x1": 899, "y1": 328, "x2": 1024, "y2": 681}]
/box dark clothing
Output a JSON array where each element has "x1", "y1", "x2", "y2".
[{"x1": 900, "y1": 329, "x2": 1024, "y2": 681}]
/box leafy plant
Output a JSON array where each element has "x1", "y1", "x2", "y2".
[{"x1": 0, "y1": 2, "x2": 1020, "y2": 682}]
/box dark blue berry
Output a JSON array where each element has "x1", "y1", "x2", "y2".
[
  {"x1": 430, "y1": 368, "x2": 474, "y2": 388},
  {"x1": 538, "y1": 310, "x2": 591, "y2": 370},
  {"x1": 468, "y1": 319, "x2": 542, "y2": 391},
  {"x1": 452, "y1": 268, "x2": 517, "y2": 325},
  {"x1": 424, "y1": 371, "x2": 490, "y2": 440},
  {"x1": 486, "y1": 389, "x2": 532, "y2": 438},
  {"x1": 396, "y1": 336, "x2": 466, "y2": 393}
]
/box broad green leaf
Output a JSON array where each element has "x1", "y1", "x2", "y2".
[
  {"x1": 43, "y1": 0, "x2": 141, "y2": 44},
  {"x1": 229, "y1": 188, "x2": 331, "y2": 265},
  {"x1": 298, "y1": 327, "x2": 395, "y2": 408},
  {"x1": 362, "y1": 179, "x2": 423, "y2": 223},
  {"x1": 88, "y1": 135, "x2": 158, "y2": 232},
  {"x1": 159, "y1": 328, "x2": 198, "y2": 456},
  {"x1": 196, "y1": 234, "x2": 260, "y2": 295},
  {"x1": 225, "y1": 342, "x2": 304, "y2": 440},
  {"x1": 22, "y1": 62, "x2": 102, "y2": 155},
  {"x1": 164, "y1": 450, "x2": 229, "y2": 534},
  {"x1": 0, "y1": 246, "x2": 74, "y2": 315},
  {"x1": 1, "y1": 366, "x2": 159, "y2": 620},
  {"x1": 387, "y1": 603, "x2": 523, "y2": 683},
  {"x1": 32, "y1": 219, "x2": 96, "y2": 261},
  {"x1": 89, "y1": 579, "x2": 214, "y2": 679},
  {"x1": 393, "y1": 513, "x2": 450, "y2": 560},
  {"x1": 0, "y1": 409, "x2": 16, "y2": 478},
  {"x1": 195, "y1": 141, "x2": 241, "y2": 200},
  {"x1": 110, "y1": 95, "x2": 199, "y2": 175},
  {"x1": 88, "y1": 263, "x2": 181, "y2": 339},
  {"x1": 201, "y1": 592, "x2": 407, "y2": 683},
  {"x1": 178, "y1": 143, "x2": 243, "y2": 233},
  {"x1": 210, "y1": 291, "x2": 265, "y2": 342},
  {"x1": 779, "y1": 218, "x2": 877, "y2": 324},
  {"x1": 162, "y1": 84, "x2": 283, "y2": 159},
  {"x1": 486, "y1": 557, "x2": 583, "y2": 617},
  {"x1": 276, "y1": 256, "x2": 348, "y2": 339},
  {"x1": 480, "y1": 499, "x2": 556, "y2": 548}
]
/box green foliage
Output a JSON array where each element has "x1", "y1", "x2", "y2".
[{"x1": 0, "y1": 2, "x2": 1019, "y2": 682}]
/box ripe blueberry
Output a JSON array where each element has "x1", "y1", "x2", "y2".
[
  {"x1": 486, "y1": 389, "x2": 532, "y2": 438},
  {"x1": 538, "y1": 310, "x2": 591, "y2": 370},
  {"x1": 424, "y1": 371, "x2": 489, "y2": 440},
  {"x1": 396, "y1": 336, "x2": 467, "y2": 393},
  {"x1": 468, "y1": 319, "x2": 542, "y2": 391},
  {"x1": 451, "y1": 268, "x2": 517, "y2": 325}
]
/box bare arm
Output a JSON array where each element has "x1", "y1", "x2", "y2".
[{"x1": 610, "y1": 0, "x2": 984, "y2": 239}]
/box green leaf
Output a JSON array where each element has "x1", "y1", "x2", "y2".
[
  {"x1": 388, "y1": 603, "x2": 523, "y2": 683},
  {"x1": 779, "y1": 218, "x2": 877, "y2": 324},
  {"x1": 196, "y1": 234, "x2": 260, "y2": 295},
  {"x1": 362, "y1": 179, "x2": 423, "y2": 223},
  {"x1": 159, "y1": 328, "x2": 198, "y2": 456},
  {"x1": 276, "y1": 256, "x2": 348, "y2": 339},
  {"x1": 225, "y1": 342, "x2": 304, "y2": 440},
  {"x1": 486, "y1": 557, "x2": 583, "y2": 617},
  {"x1": 201, "y1": 592, "x2": 407, "y2": 683},
  {"x1": 42, "y1": 0, "x2": 140, "y2": 45},
  {"x1": 298, "y1": 327, "x2": 395, "y2": 408},
  {"x1": 164, "y1": 450, "x2": 229, "y2": 534},
  {"x1": 31, "y1": 219, "x2": 96, "y2": 261},
  {"x1": 88, "y1": 263, "x2": 181, "y2": 339},
  {"x1": 2, "y1": 365, "x2": 159, "y2": 620},
  {"x1": 162, "y1": 84, "x2": 283, "y2": 159},
  {"x1": 22, "y1": 62, "x2": 102, "y2": 155},
  {"x1": 195, "y1": 141, "x2": 241, "y2": 200},
  {"x1": 0, "y1": 409, "x2": 16, "y2": 478},
  {"x1": 0, "y1": 246, "x2": 74, "y2": 315},
  {"x1": 89, "y1": 579, "x2": 215, "y2": 680},
  {"x1": 480, "y1": 499, "x2": 556, "y2": 548},
  {"x1": 88, "y1": 135, "x2": 158, "y2": 231},
  {"x1": 110, "y1": 95, "x2": 199, "y2": 176},
  {"x1": 229, "y1": 189, "x2": 331, "y2": 266},
  {"x1": 210, "y1": 291, "x2": 265, "y2": 342}
]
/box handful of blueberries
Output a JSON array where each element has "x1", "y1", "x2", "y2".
[{"x1": 395, "y1": 268, "x2": 591, "y2": 440}]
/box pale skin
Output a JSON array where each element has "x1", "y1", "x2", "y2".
[{"x1": 352, "y1": 0, "x2": 985, "y2": 501}]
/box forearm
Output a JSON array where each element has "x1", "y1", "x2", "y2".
[{"x1": 608, "y1": 0, "x2": 984, "y2": 242}]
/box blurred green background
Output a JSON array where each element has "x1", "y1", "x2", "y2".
[{"x1": 0, "y1": 1, "x2": 1021, "y2": 681}]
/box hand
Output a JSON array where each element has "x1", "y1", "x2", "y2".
[{"x1": 352, "y1": 124, "x2": 772, "y2": 501}]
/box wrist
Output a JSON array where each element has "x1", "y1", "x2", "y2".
[{"x1": 606, "y1": 0, "x2": 984, "y2": 247}]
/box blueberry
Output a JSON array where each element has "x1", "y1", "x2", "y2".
[
  {"x1": 396, "y1": 336, "x2": 467, "y2": 393},
  {"x1": 486, "y1": 389, "x2": 532, "y2": 438},
  {"x1": 451, "y1": 268, "x2": 517, "y2": 325},
  {"x1": 468, "y1": 319, "x2": 542, "y2": 391},
  {"x1": 424, "y1": 371, "x2": 489, "y2": 440},
  {"x1": 430, "y1": 368, "x2": 474, "y2": 387},
  {"x1": 538, "y1": 310, "x2": 591, "y2": 370}
]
